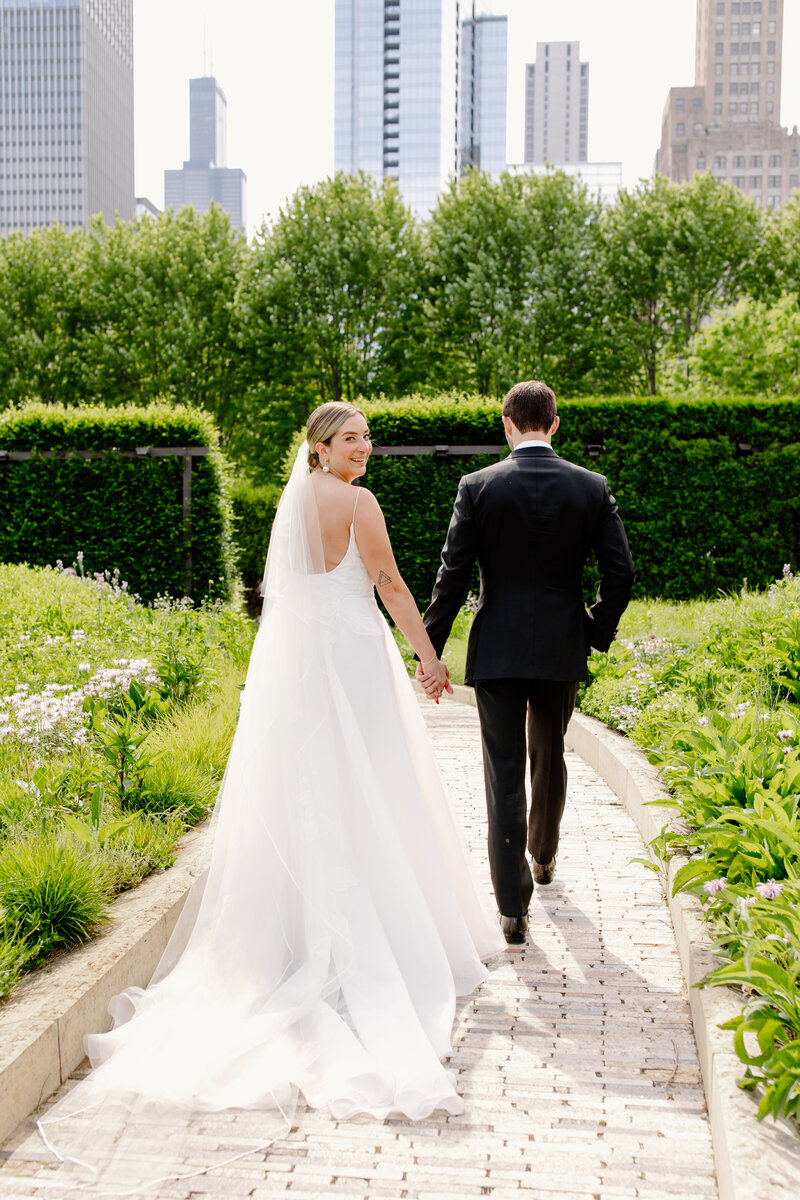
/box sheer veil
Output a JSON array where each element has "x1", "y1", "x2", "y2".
[{"x1": 36, "y1": 444, "x2": 500, "y2": 1195}]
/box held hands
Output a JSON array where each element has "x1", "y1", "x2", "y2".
[{"x1": 415, "y1": 657, "x2": 454, "y2": 704}]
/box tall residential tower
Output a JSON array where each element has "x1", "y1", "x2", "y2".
[
  {"x1": 0, "y1": 0, "x2": 134, "y2": 235},
  {"x1": 460, "y1": 10, "x2": 507, "y2": 176},
  {"x1": 334, "y1": 0, "x2": 461, "y2": 216},
  {"x1": 524, "y1": 42, "x2": 589, "y2": 165},
  {"x1": 658, "y1": 0, "x2": 798, "y2": 207},
  {"x1": 164, "y1": 77, "x2": 246, "y2": 230}
]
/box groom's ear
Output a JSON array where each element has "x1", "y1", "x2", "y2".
[{"x1": 550, "y1": 415, "x2": 560, "y2": 436}]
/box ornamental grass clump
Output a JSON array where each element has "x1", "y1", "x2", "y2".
[{"x1": 0, "y1": 831, "x2": 108, "y2": 966}]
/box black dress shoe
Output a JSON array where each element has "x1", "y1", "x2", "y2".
[
  {"x1": 499, "y1": 913, "x2": 528, "y2": 945},
  {"x1": 533, "y1": 857, "x2": 556, "y2": 885}
]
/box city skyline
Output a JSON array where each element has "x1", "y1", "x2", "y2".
[{"x1": 13, "y1": 1, "x2": 795, "y2": 235}]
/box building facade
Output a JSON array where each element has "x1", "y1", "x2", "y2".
[
  {"x1": 658, "y1": 0, "x2": 799, "y2": 208},
  {"x1": 334, "y1": 0, "x2": 461, "y2": 217},
  {"x1": 164, "y1": 77, "x2": 246, "y2": 230},
  {"x1": 460, "y1": 11, "x2": 507, "y2": 176},
  {"x1": 0, "y1": 0, "x2": 134, "y2": 235},
  {"x1": 524, "y1": 42, "x2": 589, "y2": 165}
]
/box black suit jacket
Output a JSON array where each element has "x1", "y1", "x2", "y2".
[{"x1": 423, "y1": 446, "x2": 634, "y2": 685}]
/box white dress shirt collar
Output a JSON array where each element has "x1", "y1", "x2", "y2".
[{"x1": 513, "y1": 439, "x2": 554, "y2": 452}]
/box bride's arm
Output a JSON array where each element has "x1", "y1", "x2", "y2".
[{"x1": 354, "y1": 490, "x2": 451, "y2": 694}]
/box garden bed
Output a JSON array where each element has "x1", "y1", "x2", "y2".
[{"x1": 0, "y1": 562, "x2": 253, "y2": 1004}]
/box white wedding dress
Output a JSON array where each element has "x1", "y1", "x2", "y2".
[{"x1": 38, "y1": 448, "x2": 503, "y2": 1195}]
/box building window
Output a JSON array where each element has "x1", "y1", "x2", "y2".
[
  {"x1": 790, "y1": 175, "x2": 799, "y2": 188},
  {"x1": 730, "y1": 42, "x2": 739, "y2": 54},
  {"x1": 676, "y1": 97, "x2": 685, "y2": 110},
  {"x1": 714, "y1": 155, "x2": 728, "y2": 168},
  {"x1": 716, "y1": 63, "x2": 724, "y2": 75},
  {"x1": 769, "y1": 195, "x2": 781, "y2": 208},
  {"x1": 750, "y1": 175, "x2": 762, "y2": 188},
  {"x1": 715, "y1": 82, "x2": 723, "y2": 95},
  {"x1": 697, "y1": 155, "x2": 707, "y2": 168},
  {"x1": 676, "y1": 122, "x2": 685, "y2": 135},
  {"x1": 740, "y1": 101, "x2": 749, "y2": 113},
  {"x1": 766, "y1": 101, "x2": 774, "y2": 113},
  {"x1": 716, "y1": 22, "x2": 724, "y2": 34},
  {"x1": 693, "y1": 122, "x2": 704, "y2": 133},
  {"x1": 717, "y1": 1, "x2": 725, "y2": 12},
  {"x1": 734, "y1": 154, "x2": 746, "y2": 167},
  {"x1": 767, "y1": 40, "x2": 776, "y2": 53},
  {"x1": 714, "y1": 104, "x2": 723, "y2": 116},
  {"x1": 767, "y1": 81, "x2": 775, "y2": 93},
  {"x1": 730, "y1": 62, "x2": 739, "y2": 75},
  {"x1": 767, "y1": 60, "x2": 775, "y2": 73},
  {"x1": 752, "y1": 21, "x2": 761, "y2": 33},
  {"x1": 733, "y1": 175, "x2": 746, "y2": 187},
  {"x1": 732, "y1": 22, "x2": 740, "y2": 33},
  {"x1": 693, "y1": 96, "x2": 702, "y2": 108},
  {"x1": 768, "y1": 174, "x2": 782, "y2": 187},
  {"x1": 751, "y1": 41, "x2": 760, "y2": 53},
  {"x1": 791, "y1": 153, "x2": 799, "y2": 167},
  {"x1": 751, "y1": 101, "x2": 759, "y2": 114},
  {"x1": 716, "y1": 42, "x2": 724, "y2": 54},
  {"x1": 750, "y1": 154, "x2": 762, "y2": 166},
  {"x1": 769, "y1": 153, "x2": 782, "y2": 166}
]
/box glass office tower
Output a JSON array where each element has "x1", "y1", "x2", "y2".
[
  {"x1": 460, "y1": 11, "x2": 507, "y2": 175},
  {"x1": 335, "y1": 0, "x2": 461, "y2": 217},
  {"x1": 0, "y1": 0, "x2": 134, "y2": 234}
]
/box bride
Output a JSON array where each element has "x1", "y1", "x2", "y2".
[{"x1": 38, "y1": 402, "x2": 503, "y2": 1194}]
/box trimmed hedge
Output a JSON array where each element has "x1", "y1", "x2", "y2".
[
  {"x1": 0, "y1": 403, "x2": 237, "y2": 603},
  {"x1": 357, "y1": 394, "x2": 800, "y2": 606},
  {"x1": 229, "y1": 477, "x2": 281, "y2": 612}
]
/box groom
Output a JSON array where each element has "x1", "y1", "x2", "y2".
[{"x1": 417, "y1": 381, "x2": 634, "y2": 945}]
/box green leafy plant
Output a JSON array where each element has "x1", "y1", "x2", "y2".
[{"x1": 0, "y1": 832, "x2": 108, "y2": 965}]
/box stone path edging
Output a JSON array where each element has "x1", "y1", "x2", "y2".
[
  {"x1": 560, "y1": 703, "x2": 800, "y2": 1200},
  {"x1": 445, "y1": 682, "x2": 799, "y2": 1199},
  {"x1": 0, "y1": 823, "x2": 210, "y2": 1145}
]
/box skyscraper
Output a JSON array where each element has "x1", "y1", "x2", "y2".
[
  {"x1": 0, "y1": 0, "x2": 134, "y2": 235},
  {"x1": 460, "y1": 9, "x2": 507, "y2": 175},
  {"x1": 164, "y1": 77, "x2": 246, "y2": 230},
  {"x1": 524, "y1": 42, "x2": 589, "y2": 165},
  {"x1": 658, "y1": 0, "x2": 799, "y2": 208},
  {"x1": 334, "y1": 0, "x2": 461, "y2": 217}
]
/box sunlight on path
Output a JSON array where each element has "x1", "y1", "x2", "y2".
[{"x1": 0, "y1": 698, "x2": 718, "y2": 1199}]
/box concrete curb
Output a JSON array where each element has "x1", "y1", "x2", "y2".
[
  {"x1": 441, "y1": 685, "x2": 800, "y2": 1197},
  {"x1": 562, "y1": 707, "x2": 800, "y2": 1199},
  {"x1": 0, "y1": 823, "x2": 210, "y2": 1145}
]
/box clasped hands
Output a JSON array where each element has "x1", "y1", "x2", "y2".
[{"x1": 415, "y1": 657, "x2": 454, "y2": 703}]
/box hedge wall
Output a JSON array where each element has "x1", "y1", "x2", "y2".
[
  {"x1": 0, "y1": 403, "x2": 237, "y2": 603},
  {"x1": 229, "y1": 477, "x2": 281, "y2": 613},
  {"x1": 356, "y1": 394, "x2": 800, "y2": 606}
]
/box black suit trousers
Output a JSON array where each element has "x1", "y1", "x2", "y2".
[{"x1": 474, "y1": 678, "x2": 579, "y2": 918}]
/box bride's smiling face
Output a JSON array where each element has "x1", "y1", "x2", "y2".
[{"x1": 318, "y1": 416, "x2": 372, "y2": 482}]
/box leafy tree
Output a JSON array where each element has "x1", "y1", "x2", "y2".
[
  {"x1": 603, "y1": 173, "x2": 763, "y2": 393},
  {"x1": 688, "y1": 295, "x2": 800, "y2": 394},
  {"x1": 424, "y1": 169, "x2": 621, "y2": 396},
  {"x1": 236, "y1": 173, "x2": 426, "y2": 473}
]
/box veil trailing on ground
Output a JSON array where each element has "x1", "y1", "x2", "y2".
[{"x1": 37, "y1": 444, "x2": 500, "y2": 1196}]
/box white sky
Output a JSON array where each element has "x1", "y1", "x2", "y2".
[{"x1": 133, "y1": 0, "x2": 800, "y2": 236}]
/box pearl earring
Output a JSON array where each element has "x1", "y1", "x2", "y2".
[{"x1": 322, "y1": 463, "x2": 330, "y2": 473}]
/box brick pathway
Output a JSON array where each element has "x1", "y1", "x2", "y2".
[{"x1": 0, "y1": 698, "x2": 718, "y2": 1199}]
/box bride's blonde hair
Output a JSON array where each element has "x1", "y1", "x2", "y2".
[{"x1": 306, "y1": 402, "x2": 367, "y2": 469}]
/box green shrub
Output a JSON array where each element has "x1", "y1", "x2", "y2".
[
  {"x1": 128, "y1": 757, "x2": 217, "y2": 826},
  {"x1": 229, "y1": 477, "x2": 281, "y2": 611},
  {"x1": 0, "y1": 831, "x2": 108, "y2": 964},
  {"x1": 0, "y1": 402, "x2": 237, "y2": 604},
  {"x1": 358, "y1": 394, "x2": 800, "y2": 606}
]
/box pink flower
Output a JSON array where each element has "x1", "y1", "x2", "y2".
[
  {"x1": 755, "y1": 879, "x2": 784, "y2": 900},
  {"x1": 697, "y1": 716, "x2": 710, "y2": 727},
  {"x1": 703, "y1": 877, "x2": 727, "y2": 895},
  {"x1": 738, "y1": 896, "x2": 757, "y2": 912}
]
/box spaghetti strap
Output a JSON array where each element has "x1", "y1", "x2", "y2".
[{"x1": 352, "y1": 486, "x2": 362, "y2": 523}]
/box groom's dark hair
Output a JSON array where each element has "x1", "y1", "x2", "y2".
[{"x1": 502, "y1": 381, "x2": 557, "y2": 433}]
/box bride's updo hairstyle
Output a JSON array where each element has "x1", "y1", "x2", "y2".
[{"x1": 306, "y1": 402, "x2": 367, "y2": 469}]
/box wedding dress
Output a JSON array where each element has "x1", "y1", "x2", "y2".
[{"x1": 37, "y1": 446, "x2": 503, "y2": 1195}]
